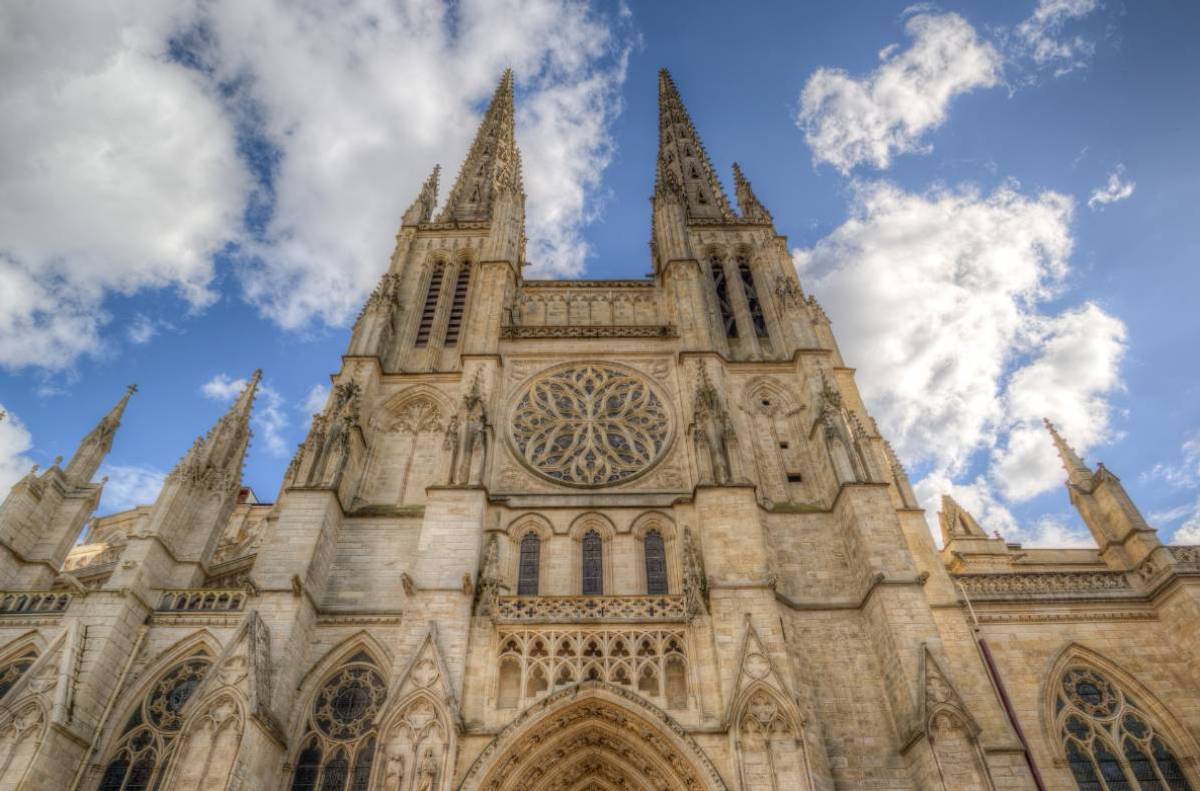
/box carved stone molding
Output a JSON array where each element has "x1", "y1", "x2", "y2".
[
  {"x1": 494, "y1": 595, "x2": 687, "y2": 624},
  {"x1": 954, "y1": 571, "x2": 1133, "y2": 601},
  {"x1": 501, "y1": 324, "x2": 677, "y2": 339}
]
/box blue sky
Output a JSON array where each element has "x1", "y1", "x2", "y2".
[{"x1": 1, "y1": 0, "x2": 1198, "y2": 547}]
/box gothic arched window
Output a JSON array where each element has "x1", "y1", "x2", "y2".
[
  {"x1": 1055, "y1": 666, "x2": 1193, "y2": 790},
  {"x1": 289, "y1": 651, "x2": 387, "y2": 791},
  {"x1": 737, "y1": 258, "x2": 768, "y2": 338},
  {"x1": 644, "y1": 530, "x2": 668, "y2": 595},
  {"x1": 443, "y1": 264, "x2": 471, "y2": 347},
  {"x1": 708, "y1": 258, "x2": 737, "y2": 338},
  {"x1": 581, "y1": 530, "x2": 603, "y2": 596},
  {"x1": 415, "y1": 264, "x2": 445, "y2": 348},
  {"x1": 518, "y1": 532, "x2": 540, "y2": 596},
  {"x1": 0, "y1": 648, "x2": 36, "y2": 700},
  {"x1": 98, "y1": 653, "x2": 211, "y2": 791}
]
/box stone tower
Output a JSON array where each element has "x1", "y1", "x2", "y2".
[{"x1": 3, "y1": 70, "x2": 1200, "y2": 791}]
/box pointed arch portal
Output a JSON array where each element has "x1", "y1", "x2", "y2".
[{"x1": 461, "y1": 682, "x2": 728, "y2": 791}]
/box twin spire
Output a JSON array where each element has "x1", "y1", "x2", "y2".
[
  {"x1": 1043, "y1": 418, "x2": 1095, "y2": 488},
  {"x1": 403, "y1": 68, "x2": 773, "y2": 233},
  {"x1": 65, "y1": 384, "x2": 137, "y2": 485}
]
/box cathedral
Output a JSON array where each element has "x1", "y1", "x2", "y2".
[{"x1": 2, "y1": 69, "x2": 1199, "y2": 791}]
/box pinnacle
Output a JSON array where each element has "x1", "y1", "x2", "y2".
[
  {"x1": 653, "y1": 68, "x2": 733, "y2": 221},
  {"x1": 64, "y1": 383, "x2": 138, "y2": 483},
  {"x1": 1043, "y1": 417, "x2": 1093, "y2": 487}
]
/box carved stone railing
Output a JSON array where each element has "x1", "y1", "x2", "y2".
[
  {"x1": 1169, "y1": 546, "x2": 1200, "y2": 566},
  {"x1": 156, "y1": 588, "x2": 247, "y2": 613},
  {"x1": 501, "y1": 325, "x2": 677, "y2": 340},
  {"x1": 0, "y1": 591, "x2": 71, "y2": 615},
  {"x1": 955, "y1": 571, "x2": 1132, "y2": 601},
  {"x1": 494, "y1": 595, "x2": 688, "y2": 623}
]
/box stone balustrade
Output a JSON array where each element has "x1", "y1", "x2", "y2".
[
  {"x1": 494, "y1": 594, "x2": 687, "y2": 623},
  {"x1": 955, "y1": 571, "x2": 1132, "y2": 601},
  {"x1": 156, "y1": 588, "x2": 247, "y2": 613},
  {"x1": 0, "y1": 591, "x2": 71, "y2": 615}
]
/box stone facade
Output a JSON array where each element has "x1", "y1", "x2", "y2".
[{"x1": 0, "y1": 69, "x2": 1197, "y2": 791}]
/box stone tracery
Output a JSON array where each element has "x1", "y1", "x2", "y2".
[{"x1": 510, "y1": 364, "x2": 672, "y2": 487}]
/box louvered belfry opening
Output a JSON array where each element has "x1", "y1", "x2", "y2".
[
  {"x1": 737, "y1": 257, "x2": 769, "y2": 338},
  {"x1": 443, "y1": 264, "x2": 471, "y2": 347},
  {"x1": 415, "y1": 264, "x2": 445, "y2": 347}
]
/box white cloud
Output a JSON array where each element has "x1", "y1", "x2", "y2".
[
  {"x1": 1, "y1": 0, "x2": 633, "y2": 369},
  {"x1": 202, "y1": 0, "x2": 633, "y2": 324},
  {"x1": 795, "y1": 180, "x2": 1127, "y2": 541},
  {"x1": 0, "y1": 1, "x2": 248, "y2": 370},
  {"x1": 0, "y1": 407, "x2": 36, "y2": 496},
  {"x1": 97, "y1": 464, "x2": 166, "y2": 515},
  {"x1": 1145, "y1": 432, "x2": 1200, "y2": 545},
  {"x1": 797, "y1": 11, "x2": 1000, "y2": 173},
  {"x1": 1088, "y1": 165, "x2": 1136, "y2": 210},
  {"x1": 1013, "y1": 0, "x2": 1099, "y2": 77},
  {"x1": 300, "y1": 384, "x2": 330, "y2": 416},
  {"x1": 201, "y1": 372, "x2": 289, "y2": 458},
  {"x1": 126, "y1": 314, "x2": 160, "y2": 345}
]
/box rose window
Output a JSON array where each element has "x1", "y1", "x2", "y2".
[
  {"x1": 510, "y1": 364, "x2": 672, "y2": 487},
  {"x1": 313, "y1": 665, "x2": 387, "y2": 741}
]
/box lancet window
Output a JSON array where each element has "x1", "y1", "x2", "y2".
[
  {"x1": 737, "y1": 257, "x2": 769, "y2": 338},
  {"x1": 289, "y1": 652, "x2": 387, "y2": 791},
  {"x1": 708, "y1": 257, "x2": 737, "y2": 338},
  {"x1": 443, "y1": 264, "x2": 471, "y2": 347},
  {"x1": 1054, "y1": 666, "x2": 1192, "y2": 790},
  {"x1": 581, "y1": 530, "x2": 603, "y2": 595},
  {"x1": 644, "y1": 530, "x2": 668, "y2": 595},
  {"x1": 518, "y1": 532, "x2": 540, "y2": 596},
  {"x1": 98, "y1": 653, "x2": 211, "y2": 791},
  {"x1": 415, "y1": 264, "x2": 445, "y2": 348},
  {"x1": 0, "y1": 649, "x2": 35, "y2": 700}
]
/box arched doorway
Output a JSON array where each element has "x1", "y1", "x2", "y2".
[{"x1": 461, "y1": 681, "x2": 728, "y2": 791}]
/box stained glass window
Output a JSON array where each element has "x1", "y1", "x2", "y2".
[
  {"x1": 582, "y1": 530, "x2": 603, "y2": 595},
  {"x1": 737, "y1": 258, "x2": 769, "y2": 338},
  {"x1": 98, "y1": 654, "x2": 211, "y2": 791},
  {"x1": 709, "y1": 258, "x2": 737, "y2": 338},
  {"x1": 1056, "y1": 666, "x2": 1192, "y2": 790},
  {"x1": 0, "y1": 649, "x2": 36, "y2": 700},
  {"x1": 518, "y1": 532, "x2": 540, "y2": 596},
  {"x1": 289, "y1": 655, "x2": 386, "y2": 791},
  {"x1": 644, "y1": 530, "x2": 668, "y2": 595}
]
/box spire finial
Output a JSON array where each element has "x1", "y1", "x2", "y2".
[
  {"x1": 654, "y1": 69, "x2": 734, "y2": 221},
  {"x1": 64, "y1": 383, "x2": 138, "y2": 484},
  {"x1": 732, "y1": 162, "x2": 773, "y2": 224},
  {"x1": 1043, "y1": 418, "x2": 1094, "y2": 488}
]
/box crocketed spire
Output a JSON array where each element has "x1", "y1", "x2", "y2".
[
  {"x1": 1043, "y1": 418, "x2": 1094, "y2": 489},
  {"x1": 655, "y1": 69, "x2": 734, "y2": 222},
  {"x1": 732, "y1": 162, "x2": 773, "y2": 224},
  {"x1": 437, "y1": 70, "x2": 524, "y2": 223},
  {"x1": 64, "y1": 384, "x2": 137, "y2": 484}
]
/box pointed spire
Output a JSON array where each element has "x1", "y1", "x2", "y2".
[
  {"x1": 656, "y1": 69, "x2": 734, "y2": 222},
  {"x1": 171, "y1": 371, "x2": 260, "y2": 492},
  {"x1": 938, "y1": 494, "x2": 987, "y2": 544},
  {"x1": 1043, "y1": 418, "x2": 1094, "y2": 488},
  {"x1": 64, "y1": 384, "x2": 137, "y2": 484},
  {"x1": 732, "y1": 162, "x2": 773, "y2": 224},
  {"x1": 402, "y1": 164, "x2": 440, "y2": 226},
  {"x1": 438, "y1": 70, "x2": 524, "y2": 223}
]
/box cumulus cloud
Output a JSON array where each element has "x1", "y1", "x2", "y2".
[
  {"x1": 1088, "y1": 165, "x2": 1136, "y2": 210},
  {"x1": 1, "y1": 0, "x2": 633, "y2": 370},
  {"x1": 97, "y1": 464, "x2": 167, "y2": 514},
  {"x1": 795, "y1": 180, "x2": 1127, "y2": 542},
  {"x1": 0, "y1": 407, "x2": 36, "y2": 496},
  {"x1": 797, "y1": 11, "x2": 1000, "y2": 173},
  {"x1": 201, "y1": 372, "x2": 289, "y2": 457},
  {"x1": 0, "y1": 2, "x2": 248, "y2": 371},
  {"x1": 1013, "y1": 0, "x2": 1099, "y2": 77}
]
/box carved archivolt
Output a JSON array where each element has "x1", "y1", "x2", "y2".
[
  {"x1": 509, "y1": 364, "x2": 673, "y2": 488},
  {"x1": 462, "y1": 682, "x2": 728, "y2": 791}
]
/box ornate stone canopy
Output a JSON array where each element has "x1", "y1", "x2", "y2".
[{"x1": 461, "y1": 682, "x2": 727, "y2": 791}]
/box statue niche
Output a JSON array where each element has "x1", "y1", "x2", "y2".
[
  {"x1": 691, "y1": 363, "x2": 742, "y2": 485},
  {"x1": 379, "y1": 695, "x2": 451, "y2": 791},
  {"x1": 363, "y1": 392, "x2": 445, "y2": 506},
  {"x1": 445, "y1": 373, "x2": 490, "y2": 486}
]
